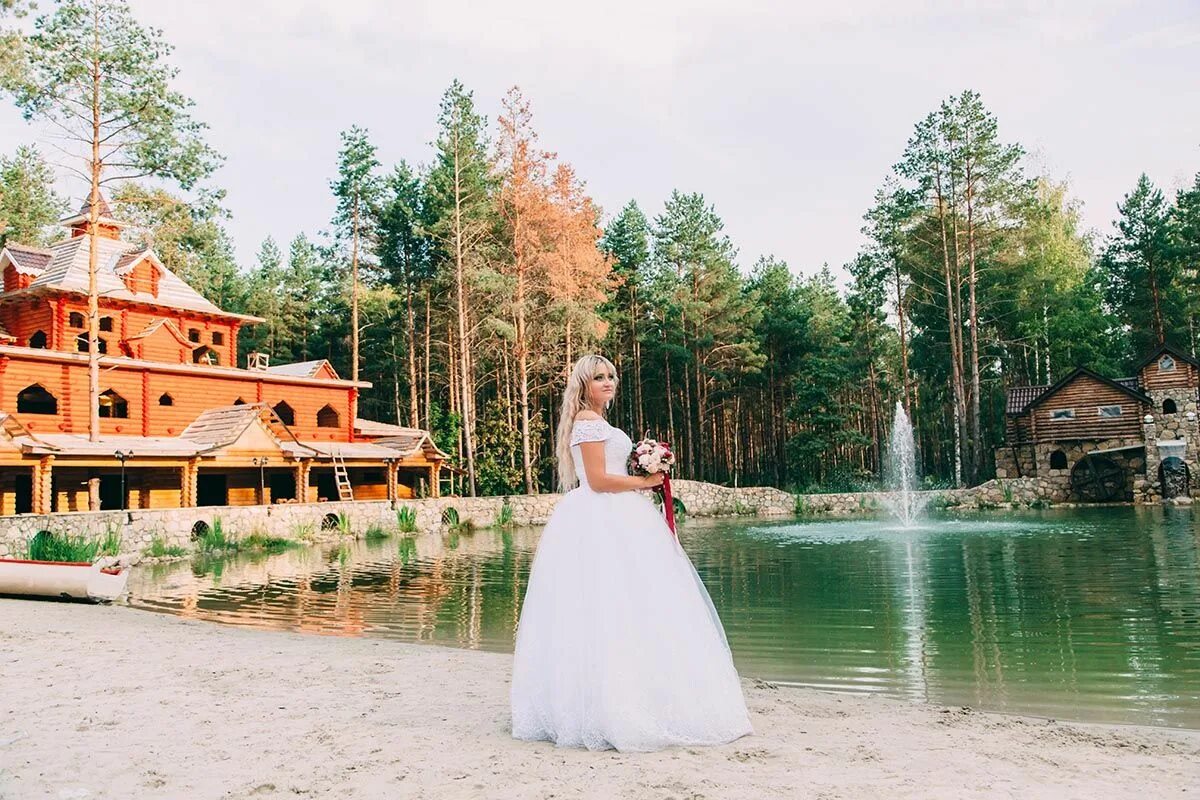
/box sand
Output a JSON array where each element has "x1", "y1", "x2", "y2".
[{"x1": 1, "y1": 600, "x2": 1197, "y2": 800}]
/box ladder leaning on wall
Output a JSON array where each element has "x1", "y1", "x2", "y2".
[{"x1": 332, "y1": 451, "x2": 354, "y2": 502}]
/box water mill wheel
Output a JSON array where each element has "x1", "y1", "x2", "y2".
[{"x1": 1070, "y1": 455, "x2": 1125, "y2": 502}]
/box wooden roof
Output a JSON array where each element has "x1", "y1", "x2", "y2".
[
  {"x1": 0, "y1": 232, "x2": 263, "y2": 322},
  {"x1": 1, "y1": 242, "x2": 54, "y2": 275},
  {"x1": 1020, "y1": 367, "x2": 1151, "y2": 413},
  {"x1": 266, "y1": 359, "x2": 340, "y2": 379},
  {"x1": 181, "y1": 403, "x2": 314, "y2": 456}
]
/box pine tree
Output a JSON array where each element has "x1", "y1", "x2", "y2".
[
  {"x1": 1099, "y1": 174, "x2": 1181, "y2": 352},
  {"x1": 0, "y1": 144, "x2": 64, "y2": 245},
  {"x1": 330, "y1": 125, "x2": 382, "y2": 400},
  {"x1": 426, "y1": 80, "x2": 495, "y2": 496},
  {"x1": 8, "y1": 0, "x2": 220, "y2": 442}
]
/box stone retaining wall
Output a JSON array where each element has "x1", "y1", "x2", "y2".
[{"x1": 0, "y1": 477, "x2": 1063, "y2": 559}]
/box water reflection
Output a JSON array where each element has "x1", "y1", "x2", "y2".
[{"x1": 127, "y1": 507, "x2": 1200, "y2": 728}]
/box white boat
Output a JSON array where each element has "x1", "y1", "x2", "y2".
[{"x1": 0, "y1": 558, "x2": 130, "y2": 603}]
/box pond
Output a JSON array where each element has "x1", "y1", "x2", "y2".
[{"x1": 126, "y1": 506, "x2": 1200, "y2": 729}]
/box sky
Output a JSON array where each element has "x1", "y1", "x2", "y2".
[{"x1": 0, "y1": 0, "x2": 1197, "y2": 282}]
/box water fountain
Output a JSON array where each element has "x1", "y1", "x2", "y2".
[{"x1": 883, "y1": 401, "x2": 929, "y2": 527}]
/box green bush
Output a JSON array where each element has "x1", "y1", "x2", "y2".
[
  {"x1": 27, "y1": 530, "x2": 100, "y2": 562},
  {"x1": 148, "y1": 537, "x2": 188, "y2": 558},
  {"x1": 98, "y1": 525, "x2": 122, "y2": 557},
  {"x1": 396, "y1": 506, "x2": 418, "y2": 533},
  {"x1": 493, "y1": 500, "x2": 515, "y2": 529},
  {"x1": 239, "y1": 532, "x2": 300, "y2": 552},
  {"x1": 199, "y1": 518, "x2": 231, "y2": 552},
  {"x1": 364, "y1": 525, "x2": 389, "y2": 541}
]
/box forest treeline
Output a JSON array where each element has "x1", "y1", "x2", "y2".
[{"x1": 1, "y1": 2, "x2": 1198, "y2": 495}]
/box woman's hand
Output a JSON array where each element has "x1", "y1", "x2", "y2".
[{"x1": 640, "y1": 472, "x2": 665, "y2": 490}]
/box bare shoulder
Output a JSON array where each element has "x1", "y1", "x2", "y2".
[{"x1": 574, "y1": 410, "x2": 602, "y2": 422}]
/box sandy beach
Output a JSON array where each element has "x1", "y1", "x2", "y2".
[{"x1": 1, "y1": 600, "x2": 1197, "y2": 800}]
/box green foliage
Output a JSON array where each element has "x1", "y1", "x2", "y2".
[
  {"x1": 0, "y1": 144, "x2": 64, "y2": 245},
  {"x1": 1098, "y1": 174, "x2": 1185, "y2": 352},
  {"x1": 475, "y1": 397, "x2": 523, "y2": 495},
  {"x1": 336, "y1": 511, "x2": 352, "y2": 536},
  {"x1": 198, "y1": 518, "x2": 230, "y2": 552},
  {"x1": 396, "y1": 506, "x2": 418, "y2": 533},
  {"x1": 1002, "y1": 484, "x2": 1014, "y2": 504},
  {"x1": 98, "y1": 525, "x2": 122, "y2": 557},
  {"x1": 493, "y1": 499, "x2": 515, "y2": 529},
  {"x1": 27, "y1": 530, "x2": 100, "y2": 562},
  {"x1": 238, "y1": 532, "x2": 300, "y2": 552},
  {"x1": 148, "y1": 537, "x2": 188, "y2": 558},
  {"x1": 9, "y1": 0, "x2": 221, "y2": 189},
  {"x1": 364, "y1": 525, "x2": 389, "y2": 541}
]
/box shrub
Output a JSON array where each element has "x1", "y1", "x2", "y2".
[
  {"x1": 27, "y1": 530, "x2": 100, "y2": 562},
  {"x1": 239, "y1": 532, "x2": 299, "y2": 552},
  {"x1": 493, "y1": 500, "x2": 515, "y2": 529},
  {"x1": 199, "y1": 518, "x2": 231, "y2": 552},
  {"x1": 98, "y1": 524, "x2": 122, "y2": 557},
  {"x1": 396, "y1": 506, "x2": 418, "y2": 533},
  {"x1": 365, "y1": 525, "x2": 389, "y2": 541},
  {"x1": 148, "y1": 537, "x2": 188, "y2": 558}
]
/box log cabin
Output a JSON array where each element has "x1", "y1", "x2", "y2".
[
  {"x1": 0, "y1": 196, "x2": 449, "y2": 515},
  {"x1": 996, "y1": 344, "x2": 1200, "y2": 502}
]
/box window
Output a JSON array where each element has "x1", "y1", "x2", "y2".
[
  {"x1": 28, "y1": 330, "x2": 47, "y2": 349},
  {"x1": 159, "y1": 393, "x2": 174, "y2": 406},
  {"x1": 1049, "y1": 450, "x2": 1068, "y2": 470},
  {"x1": 1050, "y1": 408, "x2": 1075, "y2": 421},
  {"x1": 1163, "y1": 398, "x2": 1178, "y2": 414},
  {"x1": 317, "y1": 404, "x2": 340, "y2": 428},
  {"x1": 68, "y1": 312, "x2": 84, "y2": 327},
  {"x1": 233, "y1": 397, "x2": 246, "y2": 406},
  {"x1": 273, "y1": 401, "x2": 295, "y2": 426},
  {"x1": 188, "y1": 328, "x2": 200, "y2": 343},
  {"x1": 192, "y1": 346, "x2": 218, "y2": 365},
  {"x1": 98, "y1": 316, "x2": 113, "y2": 332},
  {"x1": 17, "y1": 384, "x2": 56, "y2": 414},
  {"x1": 211, "y1": 331, "x2": 224, "y2": 345},
  {"x1": 98, "y1": 389, "x2": 128, "y2": 419},
  {"x1": 75, "y1": 334, "x2": 107, "y2": 354},
  {"x1": 1098, "y1": 405, "x2": 1123, "y2": 419},
  {"x1": 1160, "y1": 355, "x2": 1176, "y2": 372}
]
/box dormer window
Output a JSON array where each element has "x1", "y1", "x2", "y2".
[
  {"x1": 192, "y1": 345, "x2": 219, "y2": 366},
  {"x1": 28, "y1": 330, "x2": 47, "y2": 349},
  {"x1": 1160, "y1": 355, "x2": 1176, "y2": 372},
  {"x1": 98, "y1": 389, "x2": 128, "y2": 418},
  {"x1": 1050, "y1": 408, "x2": 1075, "y2": 421}
]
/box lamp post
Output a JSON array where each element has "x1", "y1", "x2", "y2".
[
  {"x1": 252, "y1": 457, "x2": 270, "y2": 505},
  {"x1": 114, "y1": 449, "x2": 133, "y2": 511}
]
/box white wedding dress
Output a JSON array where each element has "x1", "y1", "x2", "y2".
[{"x1": 510, "y1": 417, "x2": 753, "y2": 752}]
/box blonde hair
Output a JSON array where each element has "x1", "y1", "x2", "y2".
[{"x1": 556, "y1": 354, "x2": 619, "y2": 491}]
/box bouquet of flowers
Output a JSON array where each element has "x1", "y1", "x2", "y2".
[{"x1": 629, "y1": 434, "x2": 678, "y2": 537}]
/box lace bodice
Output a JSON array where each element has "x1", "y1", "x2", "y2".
[{"x1": 570, "y1": 418, "x2": 634, "y2": 490}]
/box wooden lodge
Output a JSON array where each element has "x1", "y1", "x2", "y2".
[
  {"x1": 997, "y1": 344, "x2": 1200, "y2": 503},
  {"x1": 0, "y1": 197, "x2": 449, "y2": 515}
]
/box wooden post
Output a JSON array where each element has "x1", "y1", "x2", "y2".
[
  {"x1": 87, "y1": 474, "x2": 100, "y2": 511},
  {"x1": 386, "y1": 461, "x2": 397, "y2": 502},
  {"x1": 429, "y1": 464, "x2": 440, "y2": 498},
  {"x1": 33, "y1": 456, "x2": 54, "y2": 515},
  {"x1": 297, "y1": 459, "x2": 312, "y2": 504},
  {"x1": 183, "y1": 458, "x2": 199, "y2": 508}
]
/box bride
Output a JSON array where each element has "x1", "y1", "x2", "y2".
[{"x1": 510, "y1": 354, "x2": 753, "y2": 752}]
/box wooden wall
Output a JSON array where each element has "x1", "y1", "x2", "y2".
[
  {"x1": 0, "y1": 352, "x2": 356, "y2": 441},
  {"x1": 0, "y1": 298, "x2": 239, "y2": 367},
  {"x1": 1032, "y1": 374, "x2": 1144, "y2": 441},
  {"x1": 1140, "y1": 356, "x2": 1200, "y2": 394}
]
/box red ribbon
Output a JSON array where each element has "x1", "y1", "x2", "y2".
[{"x1": 661, "y1": 473, "x2": 676, "y2": 538}]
